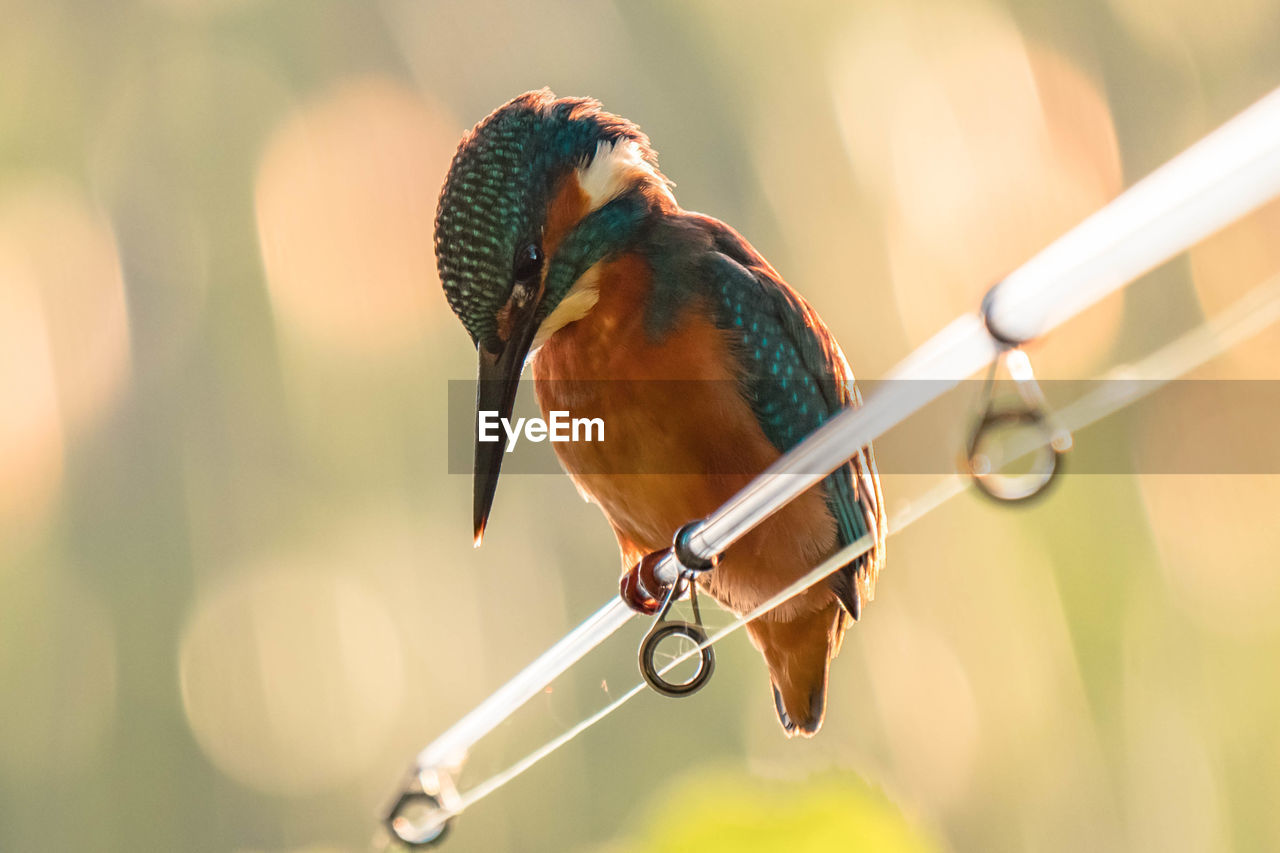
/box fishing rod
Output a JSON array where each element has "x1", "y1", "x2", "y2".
[{"x1": 385, "y1": 83, "x2": 1280, "y2": 847}]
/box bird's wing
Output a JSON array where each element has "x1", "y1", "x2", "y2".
[{"x1": 694, "y1": 215, "x2": 885, "y2": 609}]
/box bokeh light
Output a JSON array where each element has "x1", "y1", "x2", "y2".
[
  {"x1": 1189, "y1": 197, "x2": 1280, "y2": 377},
  {"x1": 0, "y1": 249, "x2": 63, "y2": 541},
  {"x1": 829, "y1": 3, "x2": 1124, "y2": 376},
  {"x1": 179, "y1": 566, "x2": 404, "y2": 795},
  {"x1": 255, "y1": 77, "x2": 458, "y2": 358},
  {"x1": 0, "y1": 182, "x2": 132, "y2": 429},
  {"x1": 1139, "y1": 197, "x2": 1280, "y2": 637},
  {"x1": 0, "y1": 180, "x2": 130, "y2": 543},
  {"x1": 1137, "y1": 475, "x2": 1280, "y2": 638},
  {"x1": 602, "y1": 768, "x2": 942, "y2": 853},
  {"x1": 861, "y1": 601, "x2": 979, "y2": 807}
]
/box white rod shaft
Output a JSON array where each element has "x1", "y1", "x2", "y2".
[
  {"x1": 414, "y1": 598, "x2": 634, "y2": 770},
  {"x1": 682, "y1": 315, "x2": 996, "y2": 565},
  {"x1": 988, "y1": 86, "x2": 1280, "y2": 342}
]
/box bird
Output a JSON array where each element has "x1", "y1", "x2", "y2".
[{"x1": 435, "y1": 89, "x2": 885, "y2": 737}]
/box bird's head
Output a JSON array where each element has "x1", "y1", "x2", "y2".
[{"x1": 436, "y1": 89, "x2": 672, "y2": 544}]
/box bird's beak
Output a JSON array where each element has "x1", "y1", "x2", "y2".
[{"x1": 472, "y1": 286, "x2": 543, "y2": 547}]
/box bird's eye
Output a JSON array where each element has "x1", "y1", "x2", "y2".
[{"x1": 513, "y1": 243, "x2": 543, "y2": 284}]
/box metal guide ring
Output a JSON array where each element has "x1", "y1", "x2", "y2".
[
  {"x1": 963, "y1": 336, "x2": 1071, "y2": 504},
  {"x1": 673, "y1": 520, "x2": 717, "y2": 573},
  {"x1": 637, "y1": 576, "x2": 715, "y2": 697},
  {"x1": 386, "y1": 790, "x2": 452, "y2": 848},
  {"x1": 639, "y1": 621, "x2": 715, "y2": 697},
  {"x1": 967, "y1": 407, "x2": 1064, "y2": 503},
  {"x1": 980, "y1": 279, "x2": 1028, "y2": 347}
]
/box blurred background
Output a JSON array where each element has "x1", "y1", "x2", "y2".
[{"x1": 3, "y1": 0, "x2": 1280, "y2": 851}]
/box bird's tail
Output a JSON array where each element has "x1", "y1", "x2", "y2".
[{"x1": 745, "y1": 602, "x2": 844, "y2": 737}]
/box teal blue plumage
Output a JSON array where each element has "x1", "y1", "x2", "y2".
[
  {"x1": 639, "y1": 213, "x2": 885, "y2": 615},
  {"x1": 436, "y1": 90, "x2": 660, "y2": 348}
]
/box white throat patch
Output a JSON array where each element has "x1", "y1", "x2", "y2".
[
  {"x1": 531, "y1": 141, "x2": 671, "y2": 350},
  {"x1": 576, "y1": 139, "x2": 674, "y2": 211}
]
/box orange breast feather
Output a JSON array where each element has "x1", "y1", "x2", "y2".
[{"x1": 532, "y1": 254, "x2": 836, "y2": 620}]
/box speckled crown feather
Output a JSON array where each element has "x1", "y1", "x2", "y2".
[{"x1": 435, "y1": 89, "x2": 659, "y2": 346}]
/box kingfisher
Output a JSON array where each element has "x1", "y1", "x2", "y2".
[{"x1": 436, "y1": 90, "x2": 885, "y2": 737}]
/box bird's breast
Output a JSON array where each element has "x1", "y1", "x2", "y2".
[
  {"x1": 531, "y1": 252, "x2": 838, "y2": 618},
  {"x1": 532, "y1": 256, "x2": 785, "y2": 536}
]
